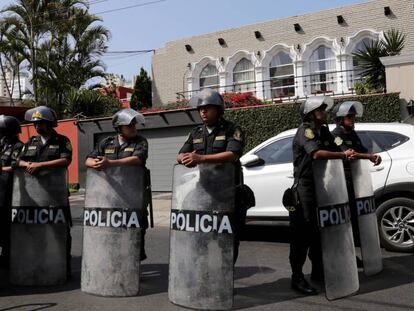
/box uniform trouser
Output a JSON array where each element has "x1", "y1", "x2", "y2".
[
  {"x1": 233, "y1": 195, "x2": 247, "y2": 264},
  {"x1": 140, "y1": 209, "x2": 149, "y2": 260},
  {"x1": 289, "y1": 181, "x2": 323, "y2": 280}
]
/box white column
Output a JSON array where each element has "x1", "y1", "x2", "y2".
[
  {"x1": 294, "y1": 60, "x2": 306, "y2": 98},
  {"x1": 186, "y1": 76, "x2": 198, "y2": 99},
  {"x1": 219, "y1": 72, "x2": 228, "y2": 94},
  {"x1": 254, "y1": 66, "x2": 267, "y2": 100}
]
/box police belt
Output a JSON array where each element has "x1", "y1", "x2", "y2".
[{"x1": 170, "y1": 209, "x2": 235, "y2": 234}]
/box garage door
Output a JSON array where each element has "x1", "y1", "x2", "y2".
[{"x1": 144, "y1": 126, "x2": 193, "y2": 192}]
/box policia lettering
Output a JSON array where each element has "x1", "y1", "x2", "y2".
[
  {"x1": 83, "y1": 208, "x2": 140, "y2": 228},
  {"x1": 170, "y1": 209, "x2": 233, "y2": 234},
  {"x1": 317, "y1": 204, "x2": 351, "y2": 228},
  {"x1": 11, "y1": 207, "x2": 67, "y2": 224},
  {"x1": 356, "y1": 197, "x2": 376, "y2": 216}
]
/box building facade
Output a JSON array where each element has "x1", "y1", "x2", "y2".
[{"x1": 152, "y1": 0, "x2": 414, "y2": 105}]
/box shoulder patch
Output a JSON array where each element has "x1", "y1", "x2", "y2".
[
  {"x1": 66, "y1": 141, "x2": 72, "y2": 152},
  {"x1": 334, "y1": 136, "x2": 343, "y2": 146},
  {"x1": 304, "y1": 128, "x2": 315, "y2": 139},
  {"x1": 233, "y1": 128, "x2": 243, "y2": 141}
]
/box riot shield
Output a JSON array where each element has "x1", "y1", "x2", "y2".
[
  {"x1": 168, "y1": 163, "x2": 235, "y2": 310},
  {"x1": 9, "y1": 168, "x2": 69, "y2": 286},
  {"x1": 313, "y1": 159, "x2": 359, "y2": 300},
  {"x1": 350, "y1": 160, "x2": 382, "y2": 276},
  {"x1": 81, "y1": 166, "x2": 145, "y2": 297},
  {"x1": 0, "y1": 171, "x2": 12, "y2": 267}
]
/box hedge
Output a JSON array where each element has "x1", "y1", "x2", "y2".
[{"x1": 224, "y1": 93, "x2": 401, "y2": 152}]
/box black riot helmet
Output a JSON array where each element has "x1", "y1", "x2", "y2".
[
  {"x1": 332, "y1": 101, "x2": 363, "y2": 120},
  {"x1": 189, "y1": 89, "x2": 225, "y2": 114},
  {"x1": 299, "y1": 96, "x2": 334, "y2": 121},
  {"x1": 0, "y1": 115, "x2": 21, "y2": 137},
  {"x1": 24, "y1": 106, "x2": 58, "y2": 127},
  {"x1": 112, "y1": 108, "x2": 145, "y2": 132}
]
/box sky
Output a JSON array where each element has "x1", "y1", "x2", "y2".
[{"x1": 0, "y1": 0, "x2": 367, "y2": 81}]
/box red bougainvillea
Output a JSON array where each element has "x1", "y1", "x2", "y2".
[
  {"x1": 139, "y1": 92, "x2": 263, "y2": 114},
  {"x1": 221, "y1": 92, "x2": 264, "y2": 108}
]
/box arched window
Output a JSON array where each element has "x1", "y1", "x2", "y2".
[
  {"x1": 199, "y1": 64, "x2": 219, "y2": 90},
  {"x1": 352, "y1": 38, "x2": 374, "y2": 86},
  {"x1": 308, "y1": 45, "x2": 337, "y2": 94},
  {"x1": 269, "y1": 52, "x2": 295, "y2": 98},
  {"x1": 233, "y1": 58, "x2": 255, "y2": 92}
]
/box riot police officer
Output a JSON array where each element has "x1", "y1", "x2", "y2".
[
  {"x1": 331, "y1": 101, "x2": 381, "y2": 165},
  {"x1": 17, "y1": 106, "x2": 73, "y2": 277},
  {"x1": 177, "y1": 88, "x2": 245, "y2": 263},
  {"x1": 290, "y1": 96, "x2": 355, "y2": 295},
  {"x1": 85, "y1": 108, "x2": 149, "y2": 260},
  {"x1": 331, "y1": 101, "x2": 382, "y2": 267},
  {"x1": 0, "y1": 115, "x2": 23, "y2": 269}
]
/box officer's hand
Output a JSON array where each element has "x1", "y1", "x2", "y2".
[
  {"x1": 344, "y1": 149, "x2": 356, "y2": 159},
  {"x1": 181, "y1": 152, "x2": 203, "y2": 167},
  {"x1": 370, "y1": 154, "x2": 382, "y2": 166},
  {"x1": 26, "y1": 162, "x2": 42, "y2": 174},
  {"x1": 92, "y1": 157, "x2": 110, "y2": 170}
]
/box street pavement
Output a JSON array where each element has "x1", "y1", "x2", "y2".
[{"x1": 0, "y1": 191, "x2": 413, "y2": 310}]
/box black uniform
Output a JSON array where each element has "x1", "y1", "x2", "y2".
[
  {"x1": 179, "y1": 118, "x2": 245, "y2": 262},
  {"x1": 18, "y1": 130, "x2": 73, "y2": 275},
  {"x1": 19, "y1": 130, "x2": 72, "y2": 163},
  {"x1": 332, "y1": 125, "x2": 368, "y2": 246},
  {"x1": 0, "y1": 136, "x2": 23, "y2": 268},
  {"x1": 88, "y1": 134, "x2": 149, "y2": 259},
  {"x1": 291, "y1": 121, "x2": 340, "y2": 280}
]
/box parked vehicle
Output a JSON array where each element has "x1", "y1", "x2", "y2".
[{"x1": 241, "y1": 123, "x2": 414, "y2": 253}]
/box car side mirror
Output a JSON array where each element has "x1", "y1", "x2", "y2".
[{"x1": 241, "y1": 154, "x2": 265, "y2": 167}]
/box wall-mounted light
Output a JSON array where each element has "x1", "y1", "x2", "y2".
[
  {"x1": 256, "y1": 51, "x2": 261, "y2": 58},
  {"x1": 187, "y1": 63, "x2": 192, "y2": 69},
  {"x1": 185, "y1": 44, "x2": 193, "y2": 52},
  {"x1": 294, "y1": 23, "x2": 302, "y2": 32},
  {"x1": 220, "y1": 57, "x2": 225, "y2": 63},
  {"x1": 384, "y1": 6, "x2": 392, "y2": 16},
  {"x1": 296, "y1": 44, "x2": 301, "y2": 52},
  {"x1": 218, "y1": 38, "x2": 226, "y2": 46},
  {"x1": 340, "y1": 37, "x2": 345, "y2": 46},
  {"x1": 254, "y1": 31, "x2": 262, "y2": 39},
  {"x1": 337, "y1": 15, "x2": 345, "y2": 24}
]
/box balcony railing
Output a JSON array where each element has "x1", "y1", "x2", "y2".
[{"x1": 176, "y1": 69, "x2": 366, "y2": 102}]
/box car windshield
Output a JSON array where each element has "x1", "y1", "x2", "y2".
[{"x1": 254, "y1": 136, "x2": 293, "y2": 165}]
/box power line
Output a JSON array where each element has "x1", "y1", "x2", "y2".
[
  {"x1": 105, "y1": 50, "x2": 154, "y2": 54},
  {"x1": 94, "y1": 0, "x2": 166, "y2": 15}
]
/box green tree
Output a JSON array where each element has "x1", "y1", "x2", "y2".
[
  {"x1": 130, "y1": 67, "x2": 152, "y2": 110},
  {"x1": 353, "y1": 28, "x2": 406, "y2": 92},
  {"x1": 63, "y1": 88, "x2": 120, "y2": 118}
]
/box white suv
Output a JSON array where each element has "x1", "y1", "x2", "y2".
[{"x1": 241, "y1": 123, "x2": 414, "y2": 253}]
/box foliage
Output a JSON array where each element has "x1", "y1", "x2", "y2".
[
  {"x1": 0, "y1": 0, "x2": 109, "y2": 115},
  {"x1": 222, "y1": 92, "x2": 264, "y2": 108},
  {"x1": 353, "y1": 28, "x2": 406, "y2": 92},
  {"x1": 224, "y1": 93, "x2": 401, "y2": 152},
  {"x1": 130, "y1": 67, "x2": 152, "y2": 110},
  {"x1": 63, "y1": 88, "x2": 120, "y2": 118}
]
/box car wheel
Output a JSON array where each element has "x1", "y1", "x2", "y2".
[{"x1": 377, "y1": 198, "x2": 414, "y2": 253}]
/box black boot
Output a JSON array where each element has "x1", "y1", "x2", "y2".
[{"x1": 291, "y1": 276, "x2": 318, "y2": 295}]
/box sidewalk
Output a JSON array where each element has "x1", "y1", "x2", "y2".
[{"x1": 69, "y1": 190, "x2": 172, "y2": 227}]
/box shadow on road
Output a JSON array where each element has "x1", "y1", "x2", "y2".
[{"x1": 0, "y1": 303, "x2": 57, "y2": 311}]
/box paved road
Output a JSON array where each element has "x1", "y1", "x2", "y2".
[{"x1": 1, "y1": 192, "x2": 413, "y2": 311}]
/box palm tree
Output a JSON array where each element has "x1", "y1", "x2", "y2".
[
  {"x1": 353, "y1": 28, "x2": 406, "y2": 92},
  {"x1": 2, "y1": 0, "x2": 51, "y2": 102}
]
